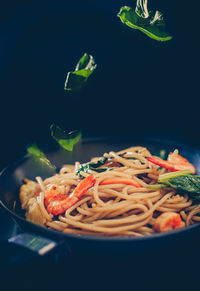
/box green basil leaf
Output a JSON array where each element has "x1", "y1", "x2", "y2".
[
  {"x1": 64, "y1": 53, "x2": 97, "y2": 91},
  {"x1": 89, "y1": 157, "x2": 108, "y2": 169},
  {"x1": 50, "y1": 124, "x2": 82, "y2": 151},
  {"x1": 158, "y1": 171, "x2": 200, "y2": 201},
  {"x1": 158, "y1": 170, "x2": 192, "y2": 183},
  {"x1": 75, "y1": 53, "x2": 95, "y2": 71},
  {"x1": 27, "y1": 143, "x2": 56, "y2": 171},
  {"x1": 77, "y1": 157, "x2": 108, "y2": 178},
  {"x1": 117, "y1": 6, "x2": 172, "y2": 42},
  {"x1": 166, "y1": 175, "x2": 200, "y2": 201}
]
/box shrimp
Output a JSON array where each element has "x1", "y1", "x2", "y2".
[
  {"x1": 147, "y1": 151, "x2": 195, "y2": 174},
  {"x1": 44, "y1": 175, "x2": 143, "y2": 215},
  {"x1": 154, "y1": 212, "x2": 185, "y2": 233},
  {"x1": 44, "y1": 175, "x2": 96, "y2": 215},
  {"x1": 167, "y1": 152, "x2": 195, "y2": 173}
]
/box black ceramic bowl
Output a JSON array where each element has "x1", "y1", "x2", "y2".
[{"x1": 1, "y1": 136, "x2": 200, "y2": 256}]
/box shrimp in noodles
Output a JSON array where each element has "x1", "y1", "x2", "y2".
[{"x1": 20, "y1": 146, "x2": 200, "y2": 236}]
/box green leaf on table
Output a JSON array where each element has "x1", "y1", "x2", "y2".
[
  {"x1": 64, "y1": 53, "x2": 97, "y2": 91},
  {"x1": 117, "y1": 5, "x2": 172, "y2": 42},
  {"x1": 50, "y1": 124, "x2": 82, "y2": 151},
  {"x1": 27, "y1": 143, "x2": 56, "y2": 171}
]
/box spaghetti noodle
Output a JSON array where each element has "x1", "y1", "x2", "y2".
[{"x1": 20, "y1": 146, "x2": 200, "y2": 236}]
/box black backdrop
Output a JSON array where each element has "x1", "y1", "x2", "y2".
[
  {"x1": 1, "y1": 2, "x2": 200, "y2": 290},
  {"x1": 1, "y1": 0, "x2": 200, "y2": 170}
]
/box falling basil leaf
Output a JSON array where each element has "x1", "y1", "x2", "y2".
[
  {"x1": 117, "y1": 4, "x2": 172, "y2": 42},
  {"x1": 27, "y1": 143, "x2": 56, "y2": 171},
  {"x1": 75, "y1": 53, "x2": 94, "y2": 71},
  {"x1": 50, "y1": 124, "x2": 82, "y2": 151},
  {"x1": 64, "y1": 53, "x2": 97, "y2": 91}
]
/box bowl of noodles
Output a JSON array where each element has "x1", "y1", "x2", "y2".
[{"x1": 1, "y1": 136, "x2": 200, "y2": 255}]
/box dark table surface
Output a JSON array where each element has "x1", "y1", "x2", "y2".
[{"x1": 1, "y1": 202, "x2": 199, "y2": 291}]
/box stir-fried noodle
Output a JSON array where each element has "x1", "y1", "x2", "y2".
[{"x1": 20, "y1": 146, "x2": 200, "y2": 236}]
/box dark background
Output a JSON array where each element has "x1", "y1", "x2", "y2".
[
  {"x1": 0, "y1": 1, "x2": 200, "y2": 289},
  {"x1": 0, "y1": 0, "x2": 199, "y2": 169}
]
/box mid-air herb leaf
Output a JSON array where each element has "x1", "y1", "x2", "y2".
[
  {"x1": 27, "y1": 143, "x2": 56, "y2": 171},
  {"x1": 117, "y1": 2, "x2": 172, "y2": 42},
  {"x1": 77, "y1": 157, "x2": 108, "y2": 178},
  {"x1": 64, "y1": 53, "x2": 97, "y2": 91},
  {"x1": 50, "y1": 124, "x2": 82, "y2": 151}
]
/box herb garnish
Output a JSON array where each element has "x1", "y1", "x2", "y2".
[
  {"x1": 158, "y1": 171, "x2": 200, "y2": 201},
  {"x1": 118, "y1": 1, "x2": 172, "y2": 41},
  {"x1": 27, "y1": 143, "x2": 56, "y2": 171},
  {"x1": 149, "y1": 170, "x2": 200, "y2": 202},
  {"x1": 50, "y1": 124, "x2": 82, "y2": 151},
  {"x1": 64, "y1": 53, "x2": 97, "y2": 91},
  {"x1": 77, "y1": 157, "x2": 108, "y2": 178}
]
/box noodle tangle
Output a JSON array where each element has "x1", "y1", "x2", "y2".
[{"x1": 20, "y1": 146, "x2": 200, "y2": 236}]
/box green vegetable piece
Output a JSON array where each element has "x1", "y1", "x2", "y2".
[
  {"x1": 148, "y1": 170, "x2": 192, "y2": 189},
  {"x1": 64, "y1": 53, "x2": 97, "y2": 91},
  {"x1": 158, "y1": 170, "x2": 193, "y2": 184},
  {"x1": 50, "y1": 124, "x2": 82, "y2": 151},
  {"x1": 77, "y1": 157, "x2": 108, "y2": 178},
  {"x1": 147, "y1": 184, "x2": 167, "y2": 189},
  {"x1": 75, "y1": 53, "x2": 92, "y2": 70},
  {"x1": 27, "y1": 143, "x2": 56, "y2": 171},
  {"x1": 89, "y1": 157, "x2": 108, "y2": 170},
  {"x1": 117, "y1": 5, "x2": 172, "y2": 42},
  {"x1": 157, "y1": 170, "x2": 200, "y2": 201},
  {"x1": 166, "y1": 175, "x2": 200, "y2": 201}
]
